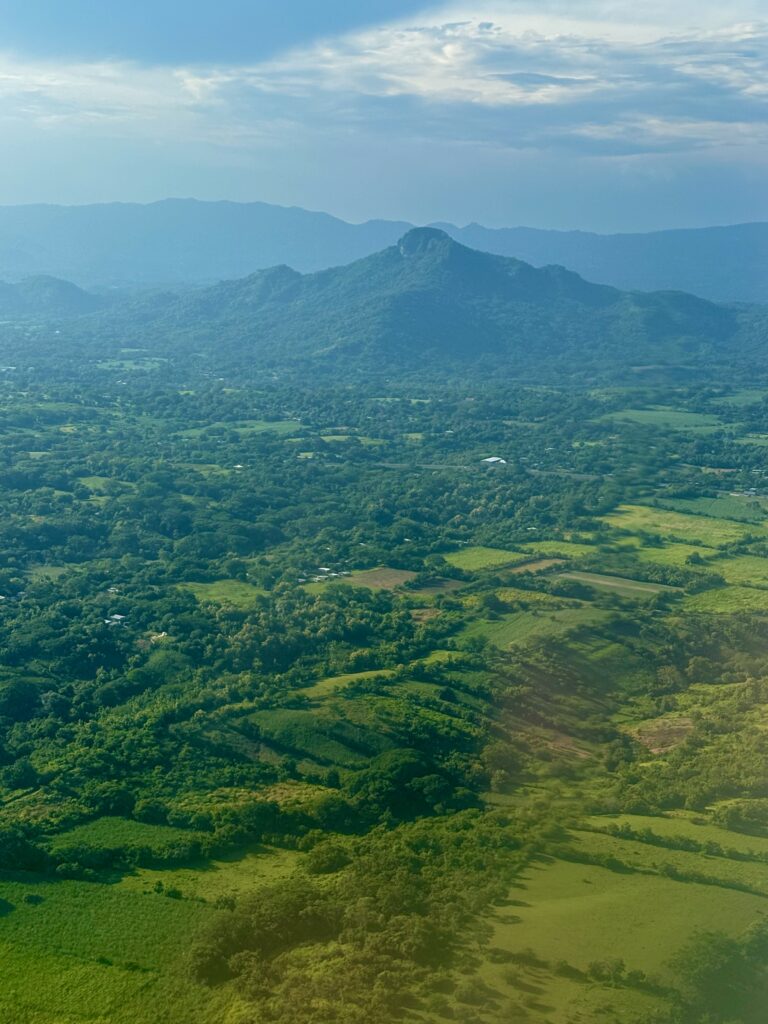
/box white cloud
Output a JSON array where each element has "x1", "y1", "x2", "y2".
[{"x1": 0, "y1": 2, "x2": 765, "y2": 163}]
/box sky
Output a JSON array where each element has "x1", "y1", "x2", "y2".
[{"x1": 0, "y1": 0, "x2": 766, "y2": 231}]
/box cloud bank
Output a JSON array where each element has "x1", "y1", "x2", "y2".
[{"x1": 0, "y1": 1, "x2": 766, "y2": 226}]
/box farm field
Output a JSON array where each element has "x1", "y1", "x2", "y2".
[
  {"x1": 597, "y1": 407, "x2": 723, "y2": 431},
  {"x1": 684, "y1": 586, "x2": 768, "y2": 613},
  {"x1": 179, "y1": 579, "x2": 267, "y2": 607},
  {"x1": 559, "y1": 570, "x2": 678, "y2": 596},
  {"x1": 634, "y1": 541, "x2": 715, "y2": 567},
  {"x1": 602, "y1": 503, "x2": 766, "y2": 545},
  {"x1": 461, "y1": 606, "x2": 609, "y2": 648},
  {"x1": 656, "y1": 495, "x2": 768, "y2": 524},
  {"x1": 706, "y1": 555, "x2": 768, "y2": 587},
  {"x1": 443, "y1": 546, "x2": 530, "y2": 570},
  {"x1": 486, "y1": 855, "x2": 765, "y2": 977},
  {"x1": 0, "y1": 877, "x2": 227, "y2": 1024}
]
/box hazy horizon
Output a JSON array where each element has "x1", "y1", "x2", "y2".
[
  {"x1": 0, "y1": 194, "x2": 765, "y2": 236},
  {"x1": 0, "y1": 1, "x2": 766, "y2": 232}
]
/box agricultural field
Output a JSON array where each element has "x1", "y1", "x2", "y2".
[
  {"x1": 684, "y1": 586, "x2": 768, "y2": 613},
  {"x1": 603, "y1": 504, "x2": 766, "y2": 546},
  {"x1": 443, "y1": 546, "x2": 530, "y2": 571},
  {"x1": 597, "y1": 406, "x2": 724, "y2": 431},
  {"x1": 179, "y1": 579, "x2": 267, "y2": 607},
  {"x1": 461, "y1": 606, "x2": 609, "y2": 649},
  {"x1": 559, "y1": 570, "x2": 679, "y2": 596},
  {"x1": 656, "y1": 495, "x2": 768, "y2": 524}
]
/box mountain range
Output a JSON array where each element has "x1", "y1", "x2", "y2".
[
  {"x1": 0, "y1": 199, "x2": 766, "y2": 304},
  {"x1": 62, "y1": 226, "x2": 755, "y2": 381}
]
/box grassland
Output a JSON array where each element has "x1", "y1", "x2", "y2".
[
  {"x1": 179, "y1": 579, "x2": 267, "y2": 607},
  {"x1": 494, "y1": 855, "x2": 765, "y2": 976},
  {"x1": 706, "y1": 555, "x2": 768, "y2": 587},
  {"x1": 443, "y1": 546, "x2": 529, "y2": 571},
  {"x1": 559, "y1": 571, "x2": 679, "y2": 596},
  {"x1": 461, "y1": 606, "x2": 608, "y2": 649},
  {"x1": 520, "y1": 539, "x2": 597, "y2": 558},
  {"x1": 683, "y1": 586, "x2": 768, "y2": 613},
  {"x1": 176, "y1": 419, "x2": 302, "y2": 438},
  {"x1": 655, "y1": 495, "x2": 768, "y2": 524},
  {"x1": 0, "y1": 877, "x2": 227, "y2": 1024},
  {"x1": 48, "y1": 817, "x2": 204, "y2": 858},
  {"x1": 587, "y1": 813, "x2": 768, "y2": 859},
  {"x1": 598, "y1": 407, "x2": 723, "y2": 431},
  {"x1": 634, "y1": 542, "x2": 715, "y2": 568},
  {"x1": 603, "y1": 504, "x2": 765, "y2": 546},
  {"x1": 297, "y1": 668, "x2": 396, "y2": 698}
]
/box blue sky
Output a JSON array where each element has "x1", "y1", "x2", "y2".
[{"x1": 0, "y1": 0, "x2": 766, "y2": 230}]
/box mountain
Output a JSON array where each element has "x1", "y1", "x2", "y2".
[
  {"x1": 444, "y1": 221, "x2": 768, "y2": 306},
  {"x1": 0, "y1": 199, "x2": 765, "y2": 303},
  {"x1": 0, "y1": 199, "x2": 410, "y2": 290},
  {"x1": 110, "y1": 227, "x2": 744, "y2": 376},
  {"x1": 0, "y1": 275, "x2": 102, "y2": 317}
]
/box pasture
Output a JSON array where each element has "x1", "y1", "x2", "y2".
[
  {"x1": 706, "y1": 554, "x2": 768, "y2": 587},
  {"x1": 462, "y1": 606, "x2": 608, "y2": 649},
  {"x1": 520, "y1": 539, "x2": 597, "y2": 558},
  {"x1": 597, "y1": 407, "x2": 723, "y2": 431},
  {"x1": 684, "y1": 586, "x2": 768, "y2": 613},
  {"x1": 587, "y1": 813, "x2": 768, "y2": 860},
  {"x1": 0, "y1": 877, "x2": 225, "y2": 1024},
  {"x1": 180, "y1": 579, "x2": 267, "y2": 607},
  {"x1": 603, "y1": 504, "x2": 764, "y2": 546},
  {"x1": 443, "y1": 546, "x2": 529, "y2": 571},
  {"x1": 559, "y1": 571, "x2": 678, "y2": 596},
  {"x1": 490, "y1": 854, "x2": 765, "y2": 977},
  {"x1": 656, "y1": 495, "x2": 768, "y2": 524}
]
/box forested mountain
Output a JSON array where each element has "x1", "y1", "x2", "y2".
[
  {"x1": 0, "y1": 275, "x2": 101, "y2": 317},
  {"x1": 0, "y1": 198, "x2": 765, "y2": 303},
  {"x1": 105, "y1": 227, "x2": 746, "y2": 377}
]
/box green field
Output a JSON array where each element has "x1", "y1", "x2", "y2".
[
  {"x1": 635, "y1": 541, "x2": 715, "y2": 568},
  {"x1": 48, "y1": 817, "x2": 204, "y2": 858},
  {"x1": 0, "y1": 878, "x2": 226, "y2": 1024},
  {"x1": 707, "y1": 554, "x2": 768, "y2": 587},
  {"x1": 462, "y1": 606, "x2": 608, "y2": 649},
  {"x1": 588, "y1": 813, "x2": 768, "y2": 859},
  {"x1": 684, "y1": 586, "x2": 768, "y2": 613},
  {"x1": 493, "y1": 856, "x2": 765, "y2": 976},
  {"x1": 655, "y1": 495, "x2": 768, "y2": 524},
  {"x1": 176, "y1": 419, "x2": 302, "y2": 438},
  {"x1": 297, "y1": 668, "x2": 396, "y2": 698},
  {"x1": 443, "y1": 546, "x2": 529, "y2": 570},
  {"x1": 179, "y1": 579, "x2": 267, "y2": 607},
  {"x1": 603, "y1": 504, "x2": 764, "y2": 546},
  {"x1": 598, "y1": 407, "x2": 723, "y2": 431},
  {"x1": 520, "y1": 539, "x2": 597, "y2": 558},
  {"x1": 559, "y1": 571, "x2": 678, "y2": 596}
]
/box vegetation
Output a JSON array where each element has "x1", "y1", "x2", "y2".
[{"x1": 3, "y1": 265, "x2": 768, "y2": 1022}]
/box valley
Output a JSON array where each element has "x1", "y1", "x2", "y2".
[{"x1": 2, "y1": 343, "x2": 768, "y2": 1022}]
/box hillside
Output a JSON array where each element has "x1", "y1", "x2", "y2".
[
  {"x1": 0, "y1": 199, "x2": 765, "y2": 302},
  {"x1": 0, "y1": 275, "x2": 102, "y2": 317},
  {"x1": 113, "y1": 227, "x2": 741, "y2": 377}
]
